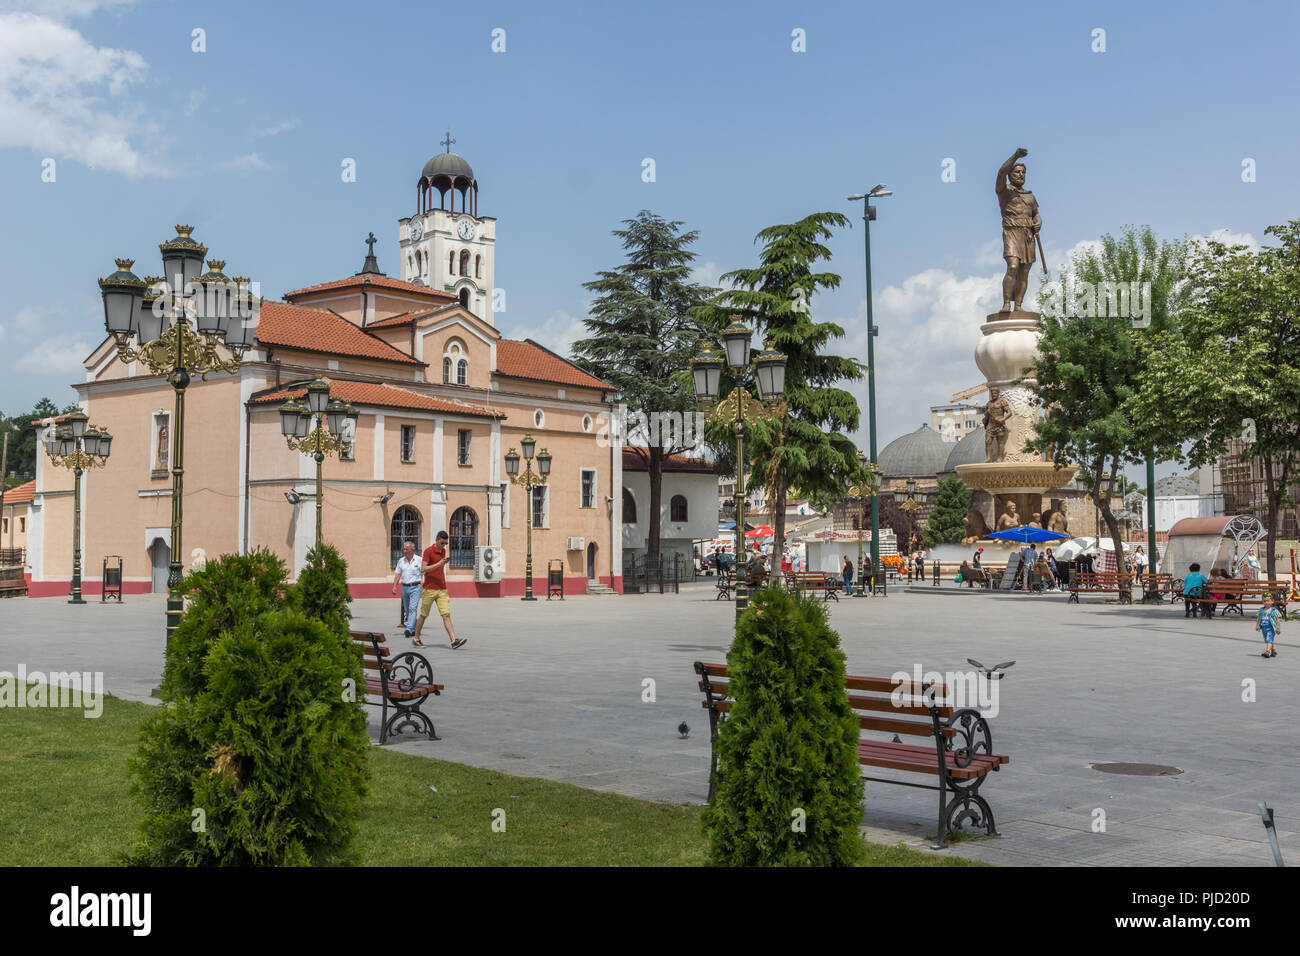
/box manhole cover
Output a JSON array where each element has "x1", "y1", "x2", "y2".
[{"x1": 1091, "y1": 762, "x2": 1182, "y2": 776}]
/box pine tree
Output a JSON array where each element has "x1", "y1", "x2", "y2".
[
  {"x1": 572, "y1": 211, "x2": 718, "y2": 569},
  {"x1": 921, "y1": 477, "x2": 972, "y2": 548},
  {"x1": 700, "y1": 213, "x2": 863, "y2": 578},
  {"x1": 702, "y1": 587, "x2": 866, "y2": 866}
]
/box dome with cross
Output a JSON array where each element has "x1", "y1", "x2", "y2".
[{"x1": 418, "y1": 131, "x2": 478, "y2": 216}]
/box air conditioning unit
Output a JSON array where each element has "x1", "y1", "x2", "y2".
[
  {"x1": 474, "y1": 545, "x2": 504, "y2": 583},
  {"x1": 566, "y1": 536, "x2": 585, "y2": 552}
]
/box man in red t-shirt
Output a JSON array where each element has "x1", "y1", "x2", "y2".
[{"x1": 414, "y1": 531, "x2": 466, "y2": 649}]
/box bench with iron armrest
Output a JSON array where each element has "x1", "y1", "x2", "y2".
[
  {"x1": 784, "y1": 570, "x2": 841, "y2": 602},
  {"x1": 1067, "y1": 571, "x2": 1134, "y2": 604},
  {"x1": 350, "y1": 630, "x2": 443, "y2": 744},
  {"x1": 694, "y1": 661, "x2": 1010, "y2": 848},
  {"x1": 1206, "y1": 579, "x2": 1290, "y2": 618},
  {"x1": 715, "y1": 569, "x2": 767, "y2": 601},
  {"x1": 1137, "y1": 572, "x2": 1176, "y2": 603}
]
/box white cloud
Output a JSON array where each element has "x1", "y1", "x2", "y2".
[
  {"x1": 690, "y1": 260, "x2": 723, "y2": 288},
  {"x1": 0, "y1": 10, "x2": 166, "y2": 177},
  {"x1": 184, "y1": 89, "x2": 205, "y2": 117},
  {"x1": 1188, "y1": 229, "x2": 1259, "y2": 253},
  {"x1": 259, "y1": 118, "x2": 299, "y2": 137},
  {"x1": 516, "y1": 309, "x2": 588, "y2": 359},
  {"x1": 0, "y1": 1, "x2": 137, "y2": 18},
  {"x1": 221, "y1": 152, "x2": 271, "y2": 172},
  {"x1": 16, "y1": 334, "x2": 95, "y2": 374}
]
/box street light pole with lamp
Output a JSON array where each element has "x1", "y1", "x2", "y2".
[
  {"x1": 279, "y1": 379, "x2": 358, "y2": 551},
  {"x1": 97, "y1": 227, "x2": 260, "y2": 641},
  {"x1": 43, "y1": 411, "x2": 113, "y2": 604},
  {"x1": 504, "y1": 435, "x2": 551, "y2": 601},
  {"x1": 690, "y1": 317, "x2": 788, "y2": 622},
  {"x1": 898, "y1": 477, "x2": 927, "y2": 581},
  {"x1": 847, "y1": 186, "x2": 891, "y2": 585}
]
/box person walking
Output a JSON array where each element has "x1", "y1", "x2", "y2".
[
  {"x1": 414, "y1": 530, "x2": 465, "y2": 649},
  {"x1": 1257, "y1": 592, "x2": 1282, "y2": 658},
  {"x1": 842, "y1": 554, "x2": 854, "y2": 595},
  {"x1": 1245, "y1": 549, "x2": 1261, "y2": 581},
  {"x1": 391, "y1": 540, "x2": 423, "y2": 638}
]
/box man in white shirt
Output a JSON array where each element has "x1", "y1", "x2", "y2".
[{"x1": 391, "y1": 540, "x2": 422, "y2": 638}]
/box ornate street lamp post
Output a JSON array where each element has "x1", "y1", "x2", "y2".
[
  {"x1": 43, "y1": 411, "x2": 112, "y2": 604},
  {"x1": 98, "y1": 228, "x2": 260, "y2": 641},
  {"x1": 898, "y1": 477, "x2": 927, "y2": 582},
  {"x1": 504, "y1": 435, "x2": 551, "y2": 601},
  {"x1": 691, "y1": 317, "x2": 788, "y2": 622},
  {"x1": 847, "y1": 451, "x2": 881, "y2": 596},
  {"x1": 279, "y1": 379, "x2": 358, "y2": 551}
]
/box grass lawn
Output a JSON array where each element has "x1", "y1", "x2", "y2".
[{"x1": 0, "y1": 691, "x2": 979, "y2": 867}]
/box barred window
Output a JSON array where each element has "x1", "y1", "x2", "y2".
[{"x1": 448, "y1": 507, "x2": 477, "y2": 568}]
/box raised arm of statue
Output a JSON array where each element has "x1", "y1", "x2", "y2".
[{"x1": 996, "y1": 147, "x2": 1029, "y2": 194}]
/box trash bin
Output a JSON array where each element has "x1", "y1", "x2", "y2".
[{"x1": 102, "y1": 555, "x2": 123, "y2": 603}]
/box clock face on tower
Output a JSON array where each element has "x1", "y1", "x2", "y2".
[
  {"x1": 410, "y1": 218, "x2": 423, "y2": 241},
  {"x1": 456, "y1": 218, "x2": 475, "y2": 241}
]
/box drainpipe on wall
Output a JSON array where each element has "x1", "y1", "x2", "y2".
[{"x1": 243, "y1": 399, "x2": 252, "y2": 555}]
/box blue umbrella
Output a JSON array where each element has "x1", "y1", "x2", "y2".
[{"x1": 985, "y1": 525, "x2": 1071, "y2": 544}]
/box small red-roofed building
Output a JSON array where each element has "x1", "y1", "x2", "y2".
[{"x1": 28, "y1": 148, "x2": 628, "y2": 599}]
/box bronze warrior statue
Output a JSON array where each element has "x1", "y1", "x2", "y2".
[
  {"x1": 996, "y1": 147, "x2": 1042, "y2": 312},
  {"x1": 982, "y1": 386, "x2": 1012, "y2": 462}
]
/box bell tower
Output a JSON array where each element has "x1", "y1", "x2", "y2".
[{"x1": 399, "y1": 132, "x2": 496, "y2": 325}]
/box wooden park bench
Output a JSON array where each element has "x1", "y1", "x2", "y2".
[
  {"x1": 350, "y1": 630, "x2": 444, "y2": 744},
  {"x1": 1067, "y1": 571, "x2": 1134, "y2": 604},
  {"x1": 1205, "y1": 579, "x2": 1290, "y2": 618},
  {"x1": 1136, "y1": 572, "x2": 1176, "y2": 602},
  {"x1": 693, "y1": 661, "x2": 1010, "y2": 848},
  {"x1": 784, "y1": 569, "x2": 841, "y2": 602},
  {"x1": 715, "y1": 568, "x2": 767, "y2": 601}
]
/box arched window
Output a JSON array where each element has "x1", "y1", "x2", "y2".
[
  {"x1": 448, "y1": 506, "x2": 477, "y2": 568},
  {"x1": 533, "y1": 409, "x2": 545, "y2": 428},
  {"x1": 459, "y1": 250, "x2": 470, "y2": 277},
  {"x1": 670, "y1": 495, "x2": 688, "y2": 522},
  {"x1": 443, "y1": 340, "x2": 466, "y2": 385},
  {"x1": 458, "y1": 287, "x2": 470, "y2": 309},
  {"x1": 475, "y1": 254, "x2": 481, "y2": 278},
  {"x1": 623, "y1": 488, "x2": 637, "y2": 524},
  {"x1": 390, "y1": 506, "x2": 422, "y2": 570}
]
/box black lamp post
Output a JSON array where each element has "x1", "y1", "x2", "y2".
[
  {"x1": 279, "y1": 379, "x2": 358, "y2": 550},
  {"x1": 43, "y1": 412, "x2": 112, "y2": 603},
  {"x1": 505, "y1": 435, "x2": 551, "y2": 600}
]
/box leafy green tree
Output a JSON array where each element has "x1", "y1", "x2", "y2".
[
  {"x1": 129, "y1": 548, "x2": 369, "y2": 866},
  {"x1": 921, "y1": 477, "x2": 972, "y2": 548},
  {"x1": 0, "y1": 397, "x2": 62, "y2": 480},
  {"x1": 1133, "y1": 222, "x2": 1300, "y2": 577},
  {"x1": 1027, "y1": 226, "x2": 1188, "y2": 576},
  {"x1": 702, "y1": 587, "x2": 866, "y2": 866},
  {"x1": 572, "y1": 211, "x2": 718, "y2": 567},
  {"x1": 699, "y1": 213, "x2": 863, "y2": 577}
]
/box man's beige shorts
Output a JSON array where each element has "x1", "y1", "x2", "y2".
[{"x1": 420, "y1": 589, "x2": 450, "y2": 617}]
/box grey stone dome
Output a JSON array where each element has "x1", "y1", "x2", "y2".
[
  {"x1": 943, "y1": 426, "x2": 986, "y2": 473},
  {"x1": 877, "y1": 424, "x2": 950, "y2": 479},
  {"x1": 421, "y1": 152, "x2": 475, "y2": 185}
]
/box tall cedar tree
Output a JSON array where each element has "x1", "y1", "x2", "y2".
[
  {"x1": 699, "y1": 213, "x2": 863, "y2": 580},
  {"x1": 921, "y1": 477, "x2": 973, "y2": 548},
  {"x1": 1133, "y1": 222, "x2": 1300, "y2": 578},
  {"x1": 1, "y1": 397, "x2": 65, "y2": 480},
  {"x1": 1026, "y1": 226, "x2": 1187, "y2": 578},
  {"x1": 572, "y1": 211, "x2": 718, "y2": 569}
]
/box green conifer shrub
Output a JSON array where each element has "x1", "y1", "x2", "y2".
[
  {"x1": 128, "y1": 548, "x2": 369, "y2": 866},
  {"x1": 296, "y1": 543, "x2": 353, "y2": 645},
  {"x1": 702, "y1": 587, "x2": 866, "y2": 866}
]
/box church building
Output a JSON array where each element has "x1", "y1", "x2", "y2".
[{"x1": 25, "y1": 144, "x2": 625, "y2": 598}]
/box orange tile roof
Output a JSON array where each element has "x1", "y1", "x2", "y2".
[
  {"x1": 251, "y1": 380, "x2": 505, "y2": 419},
  {"x1": 495, "y1": 339, "x2": 610, "y2": 390},
  {"x1": 2, "y1": 479, "x2": 35, "y2": 505},
  {"x1": 364, "y1": 305, "x2": 461, "y2": 330},
  {"x1": 622, "y1": 449, "x2": 716, "y2": 473},
  {"x1": 255, "y1": 301, "x2": 422, "y2": 365},
  {"x1": 283, "y1": 274, "x2": 459, "y2": 301}
]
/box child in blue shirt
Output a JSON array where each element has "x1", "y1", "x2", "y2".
[
  {"x1": 1182, "y1": 563, "x2": 1208, "y2": 619},
  {"x1": 1257, "y1": 593, "x2": 1282, "y2": 658}
]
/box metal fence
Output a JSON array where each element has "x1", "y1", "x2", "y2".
[{"x1": 622, "y1": 552, "x2": 682, "y2": 594}]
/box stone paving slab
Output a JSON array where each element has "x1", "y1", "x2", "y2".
[{"x1": 0, "y1": 583, "x2": 1294, "y2": 866}]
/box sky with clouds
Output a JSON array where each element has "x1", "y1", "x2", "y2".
[{"x1": 1, "y1": 0, "x2": 1297, "y2": 484}]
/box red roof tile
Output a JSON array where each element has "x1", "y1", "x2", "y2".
[
  {"x1": 622, "y1": 449, "x2": 716, "y2": 473},
  {"x1": 364, "y1": 305, "x2": 462, "y2": 330},
  {"x1": 2, "y1": 479, "x2": 35, "y2": 505},
  {"x1": 251, "y1": 380, "x2": 505, "y2": 419},
  {"x1": 283, "y1": 274, "x2": 459, "y2": 301},
  {"x1": 495, "y1": 339, "x2": 610, "y2": 390},
  {"x1": 255, "y1": 301, "x2": 422, "y2": 365}
]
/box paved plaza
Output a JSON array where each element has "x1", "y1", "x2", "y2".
[{"x1": 1, "y1": 583, "x2": 1294, "y2": 866}]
